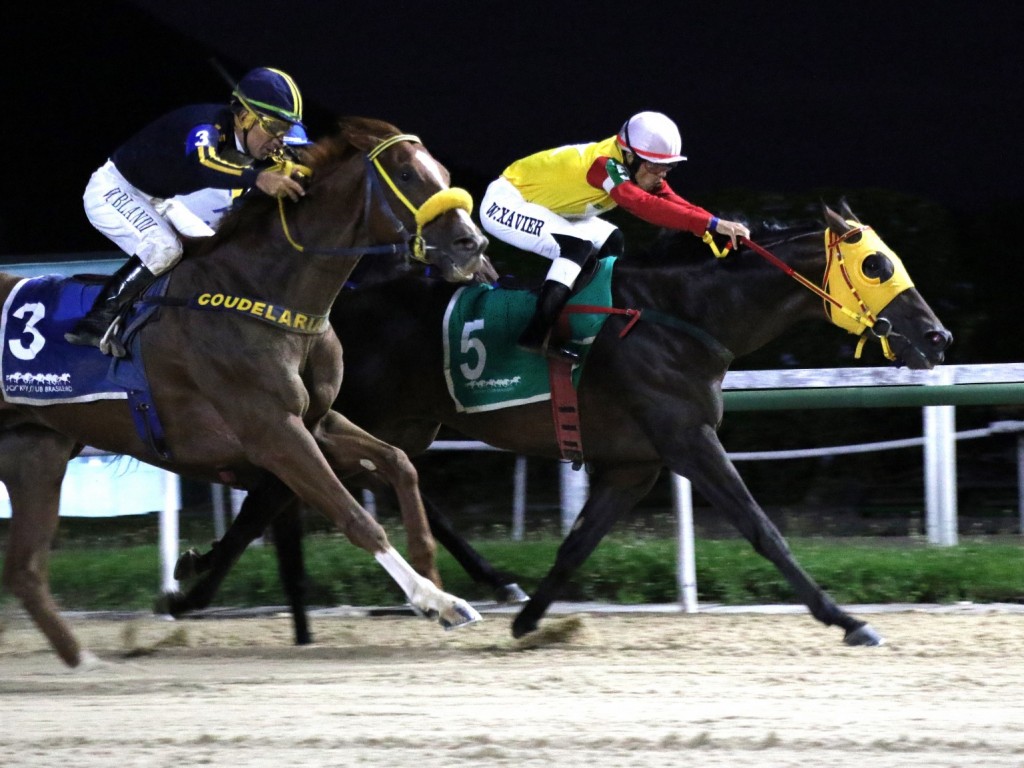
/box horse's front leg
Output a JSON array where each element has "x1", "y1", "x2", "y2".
[
  {"x1": 244, "y1": 412, "x2": 478, "y2": 629},
  {"x1": 313, "y1": 410, "x2": 440, "y2": 586},
  {"x1": 349, "y1": 473, "x2": 527, "y2": 604},
  {"x1": 667, "y1": 423, "x2": 882, "y2": 646},
  {"x1": 512, "y1": 463, "x2": 660, "y2": 638}
]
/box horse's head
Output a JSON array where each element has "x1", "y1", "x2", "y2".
[
  {"x1": 821, "y1": 202, "x2": 952, "y2": 369},
  {"x1": 338, "y1": 120, "x2": 489, "y2": 282}
]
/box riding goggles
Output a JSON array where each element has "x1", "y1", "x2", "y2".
[
  {"x1": 643, "y1": 160, "x2": 680, "y2": 172},
  {"x1": 253, "y1": 113, "x2": 293, "y2": 139}
]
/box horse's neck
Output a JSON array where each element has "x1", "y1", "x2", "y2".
[
  {"x1": 710, "y1": 240, "x2": 826, "y2": 358},
  {"x1": 176, "y1": 166, "x2": 368, "y2": 313},
  {"x1": 618, "y1": 237, "x2": 825, "y2": 361},
  {"x1": 332, "y1": 276, "x2": 455, "y2": 413},
  {"x1": 176, "y1": 246, "x2": 352, "y2": 314}
]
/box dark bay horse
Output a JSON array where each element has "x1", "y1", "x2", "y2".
[
  {"x1": 175, "y1": 204, "x2": 952, "y2": 646},
  {"x1": 0, "y1": 117, "x2": 490, "y2": 667}
]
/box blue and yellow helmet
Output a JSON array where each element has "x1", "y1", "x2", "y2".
[{"x1": 232, "y1": 67, "x2": 304, "y2": 130}]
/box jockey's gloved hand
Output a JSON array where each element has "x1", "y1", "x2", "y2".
[
  {"x1": 256, "y1": 169, "x2": 306, "y2": 202},
  {"x1": 712, "y1": 218, "x2": 751, "y2": 249}
]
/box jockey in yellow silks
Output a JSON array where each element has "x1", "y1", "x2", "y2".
[{"x1": 481, "y1": 111, "x2": 749, "y2": 362}]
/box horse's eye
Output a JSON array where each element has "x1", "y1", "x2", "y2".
[
  {"x1": 862, "y1": 253, "x2": 895, "y2": 281},
  {"x1": 400, "y1": 170, "x2": 412, "y2": 182}
]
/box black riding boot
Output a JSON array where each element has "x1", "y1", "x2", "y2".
[
  {"x1": 517, "y1": 279, "x2": 578, "y2": 363},
  {"x1": 517, "y1": 234, "x2": 596, "y2": 363},
  {"x1": 65, "y1": 255, "x2": 157, "y2": 351}
]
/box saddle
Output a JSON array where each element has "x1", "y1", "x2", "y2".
[{"x1": 0, "y1": 274, "x2": 171, "y2": 458}]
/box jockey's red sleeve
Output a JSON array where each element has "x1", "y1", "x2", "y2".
[{"x1": 587, "y1": 157, "x2": 713, "y2": 235}]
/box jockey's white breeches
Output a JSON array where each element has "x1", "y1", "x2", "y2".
[
  {"x1": 480, "y1": 177, "x2": 617, "y2": 288},
  {"x1": 83, "y1": 160, "x2": 216, "y2": 275}
]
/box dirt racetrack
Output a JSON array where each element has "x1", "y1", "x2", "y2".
[{"x1": 1, "y1": 604, "x2": 1023, "y2": 767}]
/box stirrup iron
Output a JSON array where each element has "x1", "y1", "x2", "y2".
[{"x1": 99, "y1": 318, "x2": 126, "y2": 358}]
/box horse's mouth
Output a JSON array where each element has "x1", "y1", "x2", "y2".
[
  {"x1": 877, "y1": 295, "x2": 952, "y2": 371},
  {"x1": 434, "y1": 252, "x2": 490, "y2": 283},
  {"x1": 896, "y1": 343, "x2": 938, "y2": 370},
  {"x1": 889, "y1": 329, "x2": 952, "y2": 370}
]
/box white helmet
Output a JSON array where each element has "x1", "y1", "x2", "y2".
[{"x1": 617, "y1": 111, "x2": 687, "y2": 163}]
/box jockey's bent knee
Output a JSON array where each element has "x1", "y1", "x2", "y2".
[{"x1": 598, "y1": 228, "x2": 625, "y2": 258}]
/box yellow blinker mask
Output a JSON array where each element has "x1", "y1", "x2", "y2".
[{"x1": 822, "y1": 223, "x2": 914, "y2": 337}]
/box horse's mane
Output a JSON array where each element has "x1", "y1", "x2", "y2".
[
  {"x1": 188, "y1": 116, "x2": 402, "y2": 256},
  {"x1": 628, "y1": 217, "x2": 823, "y2": 269},
  {"x1": 300, "y1": 116, "x2": 402, "y2": 167}
]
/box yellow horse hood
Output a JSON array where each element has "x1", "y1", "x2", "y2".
[{"x1": 822, "y1": 223, "x2": 914, "y2": 336}]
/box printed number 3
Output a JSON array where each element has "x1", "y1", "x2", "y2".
[
  {"x1": 9, "y1": 302, "x2": 46, "y2": 360},
  {"x1": 459, "y1": 319, "x2": 486, "y2": 380}
]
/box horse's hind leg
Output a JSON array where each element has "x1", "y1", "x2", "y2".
[
  {"x1": 512, "y1": 463, "x2": 659, "y2": 638},
  {"x1": 269, "y1": 500, "x2": 313, "y2": 644},
  {"x1": 163, "y1": 472, "x2": 294, "y2": 617},
  {"x1": 421, "y1": 494, "x2": 527, "y2": 603},
  {"x1": 0, "y1": 427, "x2": 83, "y2": 666}
]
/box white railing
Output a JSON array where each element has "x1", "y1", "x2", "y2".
[
  {"x1": 4, "y1": 369, "x2": 1023, "y2": 603},
  {"x1": 0, "y1": 265, "x2": 1019, "y2": 604}
]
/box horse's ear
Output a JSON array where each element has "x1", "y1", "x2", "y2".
[
  {"x1": 838, "y1": 197, "x2": 860, "y2": 223},
  {"x1": 338, "y1": 117, "x2": 380, "y2": 152},
  {"x1": 821, "y1": 202, "x2": 851, "y2": 234},
  {"x1": 343, "y1": 130, "x2": 378, "y2": 152}
]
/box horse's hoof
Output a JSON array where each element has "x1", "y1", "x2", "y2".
[
  {"x1": 495, "y1": 583, "x2": 530, "y2": 604},
  {"x1": 173, "y1": 549, "x2": 202, "y2": 580},
  {"x1": 844, "y1": 623, "x2": 884, "y2": 647},
  {"x1": 438, "y1": 598, "x2": 483, "y2": 630},
  {"x1": 511, "y1": 615, "x2": 538, "y2": 639},
  {"x1": 153, "y1": 590, "x2": 185, "y2": 617},
  {"x1": 74, "y1": 650, "x2": 105, "y2": 671}
]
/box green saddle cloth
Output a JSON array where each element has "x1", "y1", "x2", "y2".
[{"x1": 443, "y1": 257, "x2": 616, "y2": 413}]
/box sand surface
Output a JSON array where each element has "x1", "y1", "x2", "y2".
[{"x1": 1, "y1": 606, "x2": 1022, "y2": 767}]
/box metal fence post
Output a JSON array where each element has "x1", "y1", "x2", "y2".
[
  {"x1": 671, "y1": 473, "x2": 698, "y2": 613},
  {"x1": 159, "y1": 471, "x2": 181, "y2": 593},
  {"x1": 923, "y1": 403, "x2": 958, "y2": 546},
  {"x1": 559, "y1": 462, "x2": 587, "y2": 535},
  {"x1": 512, "y1": 455, "x2": 527, "y2": 541}
]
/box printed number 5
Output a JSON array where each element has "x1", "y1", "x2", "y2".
[
  {"x1": 459, "y1": 319, "x2": 486, "y2": 380},
  {"x1": 9, "y1": 302, "x2": 46, "y2": 361}
]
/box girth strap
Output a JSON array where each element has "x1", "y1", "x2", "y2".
[
  {"x1": 545, "y1": 303, "x2": 734, "y2": 467},
  {"x1": 547, "y1": 355, "x2": 583, "y2": 470}
]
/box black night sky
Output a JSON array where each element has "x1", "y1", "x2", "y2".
[{"x1": 6, "y1": 0, "x2": 1022, "y2": 260}]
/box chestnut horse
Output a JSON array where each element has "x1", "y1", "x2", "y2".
[
  {"x1": 0, "y1": 117, "x2": 490, "y2": 667},
  {"x1": 174, "y1": 204, "x2": 952, "y2": 647}
]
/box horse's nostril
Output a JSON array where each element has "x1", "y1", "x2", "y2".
[{"x1": 928, "y1": 330, "x2": 953, "y2": 350}]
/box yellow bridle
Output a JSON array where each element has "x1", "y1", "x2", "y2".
[
  {"x1": 706, "y1": 222, "x2": 914, "y2": 361},
  {"x1": 366, "y1": 134, "x2": 474, "y2": 263},
  {"x1": 822, "y1": 224, "x2": 914, "y2": 360},
  {"x1": 275, "y1": 134, "x2": 473, "y2": 262}
]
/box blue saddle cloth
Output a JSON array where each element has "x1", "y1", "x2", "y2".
[
  {"x1": 0, "y1": 274, "x2": 171, "y2": 458},
  {"x1": 0, "y1": 276, "x2": 126, "y2": 404}
]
